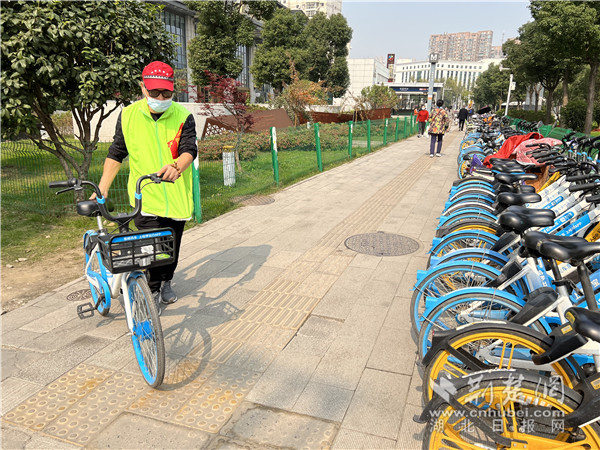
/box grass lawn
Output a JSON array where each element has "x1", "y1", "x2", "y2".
[{"x1": 1, "y1": 148, "x2": 361, "y2": 265}]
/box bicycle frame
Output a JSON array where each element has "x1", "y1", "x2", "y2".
[{"x1": 83, "y1": 213, "x2": 148, "y2": 333}]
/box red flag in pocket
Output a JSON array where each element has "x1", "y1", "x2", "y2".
[{"x1": 168, "y1": 122, "x2": 184, "y2": 159}]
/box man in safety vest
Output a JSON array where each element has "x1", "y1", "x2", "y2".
[{"x1": 96, "y1": 61, "x2": 197, "y2": 312}]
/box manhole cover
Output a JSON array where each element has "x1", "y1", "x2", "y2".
[
  {"x1": 66, "y1": 289, "x2": 92, "y2": 302},
  {"x1": 232, "y1": 195, "x2": 274, "y2": 206},
  {"x1": 344, "y1": 232, "x2": 420, "y2": 256}
]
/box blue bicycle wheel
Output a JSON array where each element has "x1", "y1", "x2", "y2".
[
  {"x1": 410, "y1": 261, "x2": 521, "y2": 334},
  {"x1": 128, "y1": 275, "x2": 165, "y2": 388},
  {"x1": 417, "y1": 288, "x2": 549, "y2": 359},
  {"x1": 427, "y1": 230, "x2": 501, "y2": 268}
]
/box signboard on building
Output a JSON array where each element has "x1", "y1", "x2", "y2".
[
  {"x1": 391, "y1": 86, "x2": 441, "y2": 94},
  {"x1": 387, "y1": 53, "x2": 395, "y2": 68}
]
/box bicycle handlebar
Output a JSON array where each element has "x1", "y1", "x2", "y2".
[
  {"x1": 48, "y1": 173, "x2": 172, "y2": 224},
  {"x1": 48, "y1": 179, "x2": 78, "y2": 189}
]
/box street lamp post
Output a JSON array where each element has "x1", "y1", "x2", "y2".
[
  {"x1": 426, "y1": 52, "x2": 439, "y2": 111},
  {"x1": 504, "y1": 73, "x2": 515, "y2": 117}
]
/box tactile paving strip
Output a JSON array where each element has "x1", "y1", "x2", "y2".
[
  {"x1": 172, "y1": 365, "x2": 260, "y2": 433},
  {"x1": 210, "y1": 320, "x2": 261, "y2": 341},
  {"x1": 2, "y1": 364, "x2": 113, "y2": 432},
  {"x1": 237, "y1": 302, "x2": 317, "y2": 329},
  {"x1": 128, "y1": 359, "x2": 218, "y2": 422},
  {"x1": 225, "y1": 324, "x2": 297, "y2": 372},
  {"x1": 188, "y1": 336, "x2": 244, "y2": 365},
  {"x1": 43, "y1": 372, "x2": 147, "y2": 446}
]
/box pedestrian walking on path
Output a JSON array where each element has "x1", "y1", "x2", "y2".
[
  {"x1": 428, "y1": 99, "x2": 450, "y2": 157},
  {"x1": 457, "y1": 106, "x2": 469, "y2": 131},
  {"x1": 416, "y1": 105, "x2": 429, "y2": 138}
]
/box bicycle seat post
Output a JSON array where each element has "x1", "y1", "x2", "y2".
[{"x1": 576, "y1": 262, "x2": 599, "y2": 312}]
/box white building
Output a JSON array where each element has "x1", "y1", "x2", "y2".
[
  {"x1": 280, "y1": 0, "x2": 342, "y2": 18},
  {"x1": 394, "y1": 58, "x2": 503, "y2": 91},
  {"x1": 333, "y1": 58, "x2": 390, "y2": 108}
]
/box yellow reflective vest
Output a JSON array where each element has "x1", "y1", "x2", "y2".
[{"x1": 121, "y1": 99, "x2": 194, "y2": 219}]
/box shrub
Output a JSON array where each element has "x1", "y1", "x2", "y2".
[
  {"x1": 561, "y1": 99, "x2": 587, "y2": 132},
  {"x1": 506, "y1": 109, "x2": 548, "y2": 123},
  {"x1": 197, "y1": 131, "x2": 268, "y2": 161}
]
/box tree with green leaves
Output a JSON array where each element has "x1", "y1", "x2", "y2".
[
  {"x1": 442, "y1": 78, "x2": 468, "y2": 108},
  {"x1": 472, "y1": 64, "x2": 510, "y2": 111},
  {"x1": 529, "y1": 1, "x2": 600, "y2": 133},
  {"x1": 251, "y1": 8, "x2": 309, "y2": 93},
  {"x1": 302, "y1": 12, "x2": 352, "y2": 98},
  {"x1": 185, "y1": 0, "x2": 276, "y2": 87},
  {"x1": 252, "y1": 9, "x2": 352, "y2": 98},
  {"x1": 502, "y1": 21, "x2": 566, "y2": 124},
  {"x1": 1, "y1": 1, "x2": 175, "y2": 182}
]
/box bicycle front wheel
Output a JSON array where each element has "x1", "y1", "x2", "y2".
[
  {"x1": 128, "y1": 276, "x2": 165, "y2": 388},
  {"x1": 410, "y1": 262, "x2": 510, "y2": 334},
  {"x1": 417, "y1": 289, "x2": 539, "y2": 359},
  {"x1": 422, "y1": 370, "x2": 600, "y2": 450}
]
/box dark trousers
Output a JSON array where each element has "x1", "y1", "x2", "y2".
[
  {"x1": 430, "y1": 134, "x2": 443, "y2": 155},
  {"x1": 418, "y1": 121, "x2": 427, "y2": 136},
  {"x1": 459, "y1": 119, "x2": 466, "y2": 131},
  {"x1": 134, "y1": 215, "x2": 186, "y2": 292}
]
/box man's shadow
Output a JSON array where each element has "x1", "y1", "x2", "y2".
[{"x1": 157, "y1": 244, "x2": 272, "y2": 388}]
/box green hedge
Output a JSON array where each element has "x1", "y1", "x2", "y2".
[{"x1": 506, "y1": 109, "x2": 548, "y2": 123}]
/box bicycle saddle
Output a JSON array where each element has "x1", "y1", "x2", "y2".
[
  {"x1": 498, "y1": 207, "x2": 555, "y2": 235},
  {"x1": 538, "y1": 237, "x2": 600, "y2": 264},
  {"x1": 489, "y1": 157, "x2": 519, "y2": 165},
  {"x1": 495, "y1": 173, "x2": 538, "y2": 184},
  {"x1": 496, "y1": 184, "x2": 536, "y2": 194},
  {"x1": 492, "y1": 167, "x2": 527, "y2": 175},
  {"x1": 77, "y1": 199, "x2": 115, "y2": 217},
  {"x1": 496, "y1": 192, "x2": 541, "y2": 207},
  {"x1": 565, "y1": 307, "x2": 600, "y2": 343}
]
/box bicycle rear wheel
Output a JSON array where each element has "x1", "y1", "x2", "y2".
[
  {"x1": 128, "y1": 276, "x2": 165, "y2": 388},
  {"x1": 421, "y1": 323, "x2": 577, "y2": 402}
]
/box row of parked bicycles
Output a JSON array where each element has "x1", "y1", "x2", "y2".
[{"x1": 412, "y1": 117, "x2": 600, "y2": 448}]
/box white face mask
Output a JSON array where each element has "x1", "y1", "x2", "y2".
[{"x1": 147, "y1": 97, "x2": 172, "y2": 113}]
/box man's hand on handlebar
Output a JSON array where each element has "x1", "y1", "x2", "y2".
[
  {"x1": 157, "y1": 163, "x2": 181, "y2": 182},
  {"x1": 89, "y1": 190, "x2": 108, "y2": 201}
]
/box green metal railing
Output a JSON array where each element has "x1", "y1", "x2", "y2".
[{"x1": 2, "y1": 116, "x2": 417, "y2": 222}]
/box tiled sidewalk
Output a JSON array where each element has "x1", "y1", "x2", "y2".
[{"x1": 2, "y1": 129, "x2": 462, "y2": 449}]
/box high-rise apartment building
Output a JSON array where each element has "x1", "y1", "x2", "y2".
[
  {"x1": 429, "y1": 31, "x2": 493, "y2": 61},
  {"x1": 280, "y1": 0, "x2": 342, "y2": 18}
]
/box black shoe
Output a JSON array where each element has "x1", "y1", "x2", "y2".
[{"x1": 160, "y1": 281, "x2": 178, "y2": 304}]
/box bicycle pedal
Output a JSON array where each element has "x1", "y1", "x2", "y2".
[{"x1": 77, "y1": 302, "x2": 95, "y2": 319}]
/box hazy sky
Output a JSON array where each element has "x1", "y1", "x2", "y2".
[{"x1": 342, "y1": 1, "x2": 533, "y2": 61}]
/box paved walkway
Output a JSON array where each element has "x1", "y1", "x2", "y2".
[{"x1": 1, "y1": 129, "x2": 461, "y2": 449}]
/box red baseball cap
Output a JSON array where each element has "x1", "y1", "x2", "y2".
[{"x1": 142, "y1": 61, "x2": 174, "y2": 91}]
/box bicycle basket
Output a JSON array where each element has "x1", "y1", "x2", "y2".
[{"x1": 99, "y1": 228, "x2": 176, "y2": 274}]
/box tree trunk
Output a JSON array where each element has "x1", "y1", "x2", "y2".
[
  {"x1": 584, "y1": 61, "x2": 598, "y2": 135},
  {"x1": 560, "y1": 72, "x2": 569, "y2": 127},
  {"x1": 545, "y1": 87, "x2": 555, "y2": 125},
  {"x1": 234, "y1": 130, "x2": 243, "y2": 172}
]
